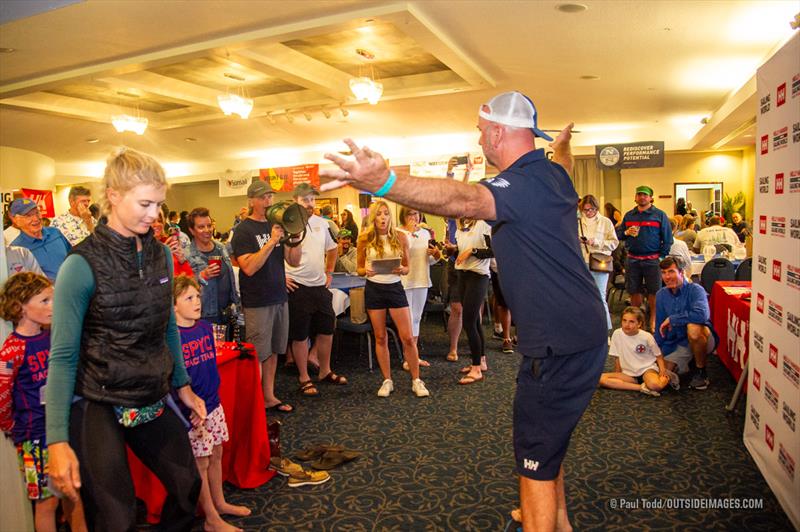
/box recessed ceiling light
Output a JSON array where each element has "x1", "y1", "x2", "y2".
[
  {"x1": 185, "y1": 137, "x2": 197, "y2": 142},
  {"x1": 580, "y1": 75, "x2": 600, "y2": 80},
  {"x1": 86, "y1": 137, "x2": 100, "y2": 144},
  {"x1": 663, "y1": 27, "x2": 671, "y2": 31},
  {"x1": 556, "y1": 3, "x2": 587, "y2": 13},
  {"x1": 0, "y1": 47, "x2": 15, "y2": 54}
]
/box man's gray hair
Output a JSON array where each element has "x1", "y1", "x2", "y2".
[{"x1": 69, "y1": 185, "x2": 92, "y2": 200}]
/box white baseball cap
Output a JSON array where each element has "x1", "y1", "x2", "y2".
[{"x1": 478, "y1": 91, "x2": 553, "y2": 141}]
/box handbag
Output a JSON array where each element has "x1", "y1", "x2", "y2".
[{"x1": 580, "y1": 219, "x2": 613, "y2": 273}]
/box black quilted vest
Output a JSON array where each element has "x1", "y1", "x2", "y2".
[{"x1": 71, "y1": 224, "x2": 174, "y2": 406}]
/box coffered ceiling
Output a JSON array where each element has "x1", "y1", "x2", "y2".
[{"x1": 0, "y1": 0, "x2": 797, "y2": 175}]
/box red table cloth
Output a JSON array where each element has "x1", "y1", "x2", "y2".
[
  {"x1": 710, "y1": 281, "x2": 751, "y2": 384},
  {"x1": 127, "y1": 341, "x2": 275, "y2": 523}
]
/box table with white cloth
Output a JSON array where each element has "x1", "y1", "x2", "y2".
[{"x1": 329, "y1": 273, "x2": 366, "y2": 315}]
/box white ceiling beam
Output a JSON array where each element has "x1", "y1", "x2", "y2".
[
  {"x1": 98, "y1": 71, "x2": 221, "y2": 108},
  {"x1": 0, "y1": 92, "x2": 157, "y2": 124}
]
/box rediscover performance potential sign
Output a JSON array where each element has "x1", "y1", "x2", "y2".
[{"x1": 596, "y1": 141, "x2": 665, "y2": 169}]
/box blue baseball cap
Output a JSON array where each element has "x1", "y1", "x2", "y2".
[
  {"x1": 478, "y1": 91, "x2": 554, "y2": 141},
  {"x1": 9, "y1": 198, "x2": 38, "y2": 216}
]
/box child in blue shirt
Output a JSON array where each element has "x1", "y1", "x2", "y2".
[
  {"x1": 0, "y1": 272, "x2": 86, "y2": 532},
  {"x1": 173, "y1": 275, "x2": 250, "y2": 531}
]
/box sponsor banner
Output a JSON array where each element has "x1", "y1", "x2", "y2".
[
  {"x1": 259, "y1": 164, "x2": 320, "y2": 193},
  {"x1": 745, "y1": 33, "x2": 800, "y2": 530},
  {"x1": 595, "y1": 141, "x2": 664, "y2": 169},
  {"x1": 218, "y1": 170, "x2": 253, "y2": 197},
  {"x1": 20, "y1": 188, "x2": 55, "y2": 218},
  {"x1": 409, "y1": 153, "x2": 486, "y2": 181}
]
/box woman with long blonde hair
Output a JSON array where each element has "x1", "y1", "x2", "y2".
[{"x1": 357, "y1": 201, "x2": 430, "y2": 398}]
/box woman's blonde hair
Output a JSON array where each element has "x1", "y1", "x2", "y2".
[
  {"x1": 101, "y1": 147, "x2": 168, "y2": 214},
  {"x1": 364, "y1": 201, "x2": 401, "y2": 258},
  {"x1": 679, "y1": 215, "x2": 695, "y2": 231}
]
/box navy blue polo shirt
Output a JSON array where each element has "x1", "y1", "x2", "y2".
[{"x1": 479, "y1": 149, "x2": 607, "y2": 357}]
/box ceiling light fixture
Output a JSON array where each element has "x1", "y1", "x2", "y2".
[
  {"x1": 580, "y1": 75, "x2": 600, "y2": 80},
  {"x1": 0, "y1": 47, "x2": 16, "y2": 54},
  {"x1": 218, "y1": 72, "x2": 253, "y2": 119},
  {"x1": 111, "y1": 115, "x2": 148, "y2": 135},
  {"x1": 304, "y1": 112, "x2": 313, "y2": 122},
  {"x1": 185, "y1": 137, "x2": 197, "y2": 142},
  {"x1": 86, "y1": 137, "x2": 100, "y2": 144},
  {"x1": 339, "y1": 105, "x2": 349, "y2": 118},
  {"x1": 286, "y1": 112, "x2": 295, "y2": 124},
  {"x1": 556, "y1": 3, "x2": 587, "y2": 13},
  {"x1": 349, "y1": 48, "x2": 383, "y2": 105},
  {"x1": 322, "y1": 109, "x2": 332, "y2": 119}
]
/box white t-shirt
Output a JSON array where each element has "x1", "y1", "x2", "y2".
[
  {"x1": 693, "y1": 225, "x2": 739, "y2": 253},
  {"x1": 399, "y1": 227, "x2": 434, "y2": 289},
  {"x1": 609, "y1": 329, "x2": 662, "y2": 377},
  {"x1": 285, "y1": 214, "x2": 337, "y2": 287},
  {"x1": 454, "y1": 220, "x2": 492, "y2": 276}
]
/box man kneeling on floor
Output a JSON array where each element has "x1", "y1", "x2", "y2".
[{"x1": 654, "y1": 256, "x2": 717, "y2": 390}]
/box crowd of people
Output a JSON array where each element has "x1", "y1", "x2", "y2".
[{"x1": 0, "y1": 89, "x2": 745, "y2": 531}]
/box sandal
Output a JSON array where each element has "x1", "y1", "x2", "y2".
[
  {"x1": 446, "y1": 352, "x2": 458, "y2": 362},
  {"x1": 318, "y1": 372, "x2": 348, "y2": 385},
  {"x1": 460, "y1": 365, "x2": 488, "y2": 374},
  {"x1": 458, "y1": 374, "x2": 484, "y2": 385},
  {"x1": 265, "y1": 402, "x2": 294, "y2": 413},
  {"x1": 298, "y1": 380, "x2": 319, "y2": 396}
]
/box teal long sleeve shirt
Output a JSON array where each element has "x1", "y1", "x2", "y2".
[{"x1": 45, "y1": 248, "x2": 189, "y2": 444}]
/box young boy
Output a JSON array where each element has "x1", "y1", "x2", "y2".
[
  {"x1": 173, "y1": 274, "x2": 250, "y2": 532},
  {"x1": 0, "y1": 272, "x2": 86, "y2": 532},
  {"x1": 600, "y1": 306, "x2": 678, "y2": 396}
]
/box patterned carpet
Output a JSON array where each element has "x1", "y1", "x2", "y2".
[{"x1": 166, "y1": 302, "x2": 792, "y2": 531}]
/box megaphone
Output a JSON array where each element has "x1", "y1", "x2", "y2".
[{"x1": 266, "y1": 201, "x2": 309, "y2": 247}]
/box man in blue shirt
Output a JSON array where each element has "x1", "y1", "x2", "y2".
[
  {"x1": 655, "y1": 256, "x2": 716, "y2": 390},
  {"x1": 617, "y1": 186, "x2": 673, "y2": 331},
  {"x1": 9, "y1": 198, "x2": 71, "y2": 281},
  {"x1": 321, "y1": 91, "x2": 608, "y2": 531}
]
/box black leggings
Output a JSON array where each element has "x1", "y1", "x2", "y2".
[
  {"x1": 457, "y1": 270, "x2": 489, "y2": 366},
  {"x1": 69, "y1": 399, "x2": 201, "y2": 532}
]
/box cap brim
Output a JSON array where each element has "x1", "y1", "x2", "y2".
[{"x1": 532, "y1": 127, "x2": 553, "y2": 142}]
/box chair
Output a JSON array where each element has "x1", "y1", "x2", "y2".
[
  {"x1": 423, "y1": 260, "x2": 449, "y2": 331},
  {"x1": 700, "y1": 258, "x2": 736, "y2": 294},
  {"x1": 335, "y1": 315, "x2": 402, "y2": 371},
  {"x1": 735, "y1": 257, "x2": 752, "y2": 281}
]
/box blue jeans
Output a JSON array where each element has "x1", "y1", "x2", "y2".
[{"x1": 591, "y1": 270, "x2": 611, "y2": 329}]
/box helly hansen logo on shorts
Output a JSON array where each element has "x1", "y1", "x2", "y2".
[
  {"x1": 523, "y1": 459, "x2": 539, "y2": 471},
  {"x1": 769, "y1": 344, "x2": 779, "y2": 368}
]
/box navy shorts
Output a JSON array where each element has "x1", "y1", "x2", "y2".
[
  {"x1": 365, "y1": 280, "x2": 408, "y2": 310},
  {"x1": 446, "y1": 261, "x2": 461, "y2": 303},
  {"x1": 513, "y1": 343, "x2": 607, "y2": 480},
  {"x1": 625, "y1": 258, "x2": 661, "y2": 295}
]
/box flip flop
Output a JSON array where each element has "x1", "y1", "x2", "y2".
[
  {"x1": 458, "y1": 374, "x2": 484, "y2": 385},
  {"x1": 318, "y1": 372, "x2": 348, "y2": 385},
  {"x1": 298, "y1": 380, "x2": 319, "y2": 397},
  {"x1": 446, "y1": 352, "x2": 458, "y2": 362},
  {"x1": 460, "y1": 365, "x2": 488, "y2": 374},
  {"x1": 265, "y1": 402, "x2": 294, "y2": 413}
]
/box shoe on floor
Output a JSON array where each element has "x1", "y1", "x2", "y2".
[
  {"x1": 639, "y1": 382, "x2": 661, "y2": 397},
  {"x1": 502, "y1": 339, "x2": 514, "y2": 353},
  {"x1": 287, "y1": 468, "x2": 331, "y2": 487},
  {"x1": 377, "y1": 379, "x2": 394, "y2": 397},
  {"x1": 666, "y1": 369, "x2": 681, "y2": 390},
  {"x1": 412, "y1": 378, "x2": 430, "y2": 397},
  {"x1": 492, "y1": 330, "x2": 504, "y2": 340},
  {"x1": 689, "y1": 371, "x2": 709, "y2": 390},
  {"x1": 270, "y1": 457, "x2": 305, "y2": 477}
]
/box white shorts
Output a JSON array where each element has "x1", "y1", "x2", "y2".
[
  {"x1": 188, "y1": 405, "x2": 229, "y2": 458},
  {"x1": 664, "y1": 331, "x2": 715, "y2": 374}
]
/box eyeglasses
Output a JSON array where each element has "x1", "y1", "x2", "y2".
[{"x1": 581, "y1": 207, "x2": 597, "y2": 213}]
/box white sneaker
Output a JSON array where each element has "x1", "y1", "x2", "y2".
[
  {"x1": 411, "y1": 378, "x2": 430, "y2": 397},
  {"x1": 639, "y1": 382, "x2": 661, "y2": 397},
  {"x1": 666, "y1": 369, "x2": 680, "y2": 390},
  {"x1": 377, "y1": 379, "x2": 394, "y2": 397}
]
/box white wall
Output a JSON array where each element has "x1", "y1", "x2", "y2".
[{"x1": 1, "y1": 146, "x2": 57, "y2": 213}]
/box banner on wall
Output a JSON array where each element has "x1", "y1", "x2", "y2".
[
  {"x1": 259, "y1": 164, "x2": 319, "y2": 193},
  {"x1": 409, "y1": 153, "x2": 486, "y2": 181},
  {"x1": 20, "y1": 188, "x2": 55, "y2": 217},
  {"x1": 595, "y1": 141, "x2": 665, "y2": 169},
  {"x1": 744, "y1": 33, "x2": 799, "y2": 530},
  {"x1": 218, "y1": 170, "x2": 253, "y2": 197}
]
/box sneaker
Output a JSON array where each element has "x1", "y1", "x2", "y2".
[
  {"x1": 287, "y1": 468, "x2": 331, "y2": 488},
  {"x1": 377, "y1": 379, "x2": 394, "y2": 397},
  {"x1": 689, "y1": 371, "x2": 709, "y2": 390},
  {"x1": 639, "y1": 382, "x2": 661, "y2": 397},
  {"x1": 411, "y1": 378, "x2": 430, "y2": 397},
  {"x1": 502, "y1": 340, "x2": 514, "y2": 353},
  {"x1": 492, "y1": 330, "x2": 504, "y2": 340},
  {"x1": 666, "y1": 369, "x2": 681, "y2": 391},
  {"x1": 270, "y1": 457, "x2": 304, "y2": 477}
]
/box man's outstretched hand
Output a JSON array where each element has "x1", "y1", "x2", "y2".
[{"x1": 320, "y1": 139, "x2": 390, "y2": 192}]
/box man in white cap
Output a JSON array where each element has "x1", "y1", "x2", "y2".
[{"x1": 321, "y1": 91, "x2": 608, "y2": 531}]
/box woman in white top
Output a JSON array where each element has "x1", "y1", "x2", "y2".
[
  {"x1": 356, "y1": 201, "x2": 429, "y2": 398},
  {"x1": 578, "y1": 194, "x2": 619, "y2": 330},
  {"x1": 453, "y1": 218, "x2": 493, "y2": 385},
  {"x1": 398, "y1": 207, "x2": 441, "y2": 367}
]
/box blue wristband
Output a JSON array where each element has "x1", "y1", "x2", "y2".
[{"x1": 373, "y1": 170, "x2": 397, "y2": 197}]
